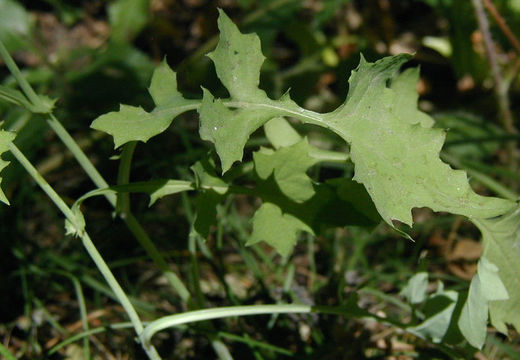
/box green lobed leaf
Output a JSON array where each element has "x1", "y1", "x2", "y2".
[
  {"x1": 91, "y1": 61, "x2": 196, "y2": 148},
  {"x1": 202, "y1": 11, "x2": 514, "y2": 228},
  {"x1": 248, "y1": 202, "x2": 313, "y2": 257},
  {"x1": 321, "y1": 55, "x2": 515, "y2": 226},
  {"x1": 91, "y1": 105, "x2": 172, "y2": 148},
  {"x1": 251, "y1": 182, "x2": 380, "y2": 256},
  {"x1": 198, "y1": 11, "x2": 300, "y2": 173},
  {"x1": 473, "y1": 207, "x2": 520, "y2": 336},
  {"x1": 458, "y1": 257, "x2": 509, "y2": 349},
  {"x1": 0, "y1": 129, "x2": 15, "y2": 205},
  {"x1": 253, "y1": 139, "x2": 317, "y2": 203}
]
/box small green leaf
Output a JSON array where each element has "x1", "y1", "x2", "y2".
[
  {"x1": 64, "y1": 205, "x2": 86, "y2": 237},
  {"x1": 458, "y1": 257, "x2": 509, "y2": 349},
  {"x1": 248, "y1": 202, "x2": 313, "y2": 257},
  {"x1": 91, "y1": 61, "x2": 195, "y2": 148},
  {"x1": 400, "y1": 272, "x2": 429, "y2": 305},
  {"x1": 253, "y1": 139, "x2": 317, "y2": 203},
  {"x1": 148, "y1": 180, "x2": 195, "y2": 205},
  {"x1": 91, "y1": 105, "x2": 171, "y2": 148},
  {"x1": 0, "y1": 129, "x2": 15, "y2": 205}
]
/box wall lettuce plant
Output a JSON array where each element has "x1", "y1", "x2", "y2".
[{"x1": 1, "y1": 8, "x2": 519, "y2": 358}]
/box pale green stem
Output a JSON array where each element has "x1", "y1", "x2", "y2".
[
  {"x1": 79, "y1": 232, "x2": 161, "y2": 360},
  {"x1": 8, "y1": 142, "x2": 161, "y2": 360},
  {"x1": 0, "y1": 41, "x2": 41, "y2": 108},
  {"x1": 8, "y1": 142, "x2": 78, "y2": 225},
  {"x1": 117, "y1": 142, "x2": 136, "y2": 213},
  {"x1": 142, "y1": 304, "x2": 311, "y2": 347},
  {"x1": 47, "y1": 114, "x2": 117, "y2": 205}
]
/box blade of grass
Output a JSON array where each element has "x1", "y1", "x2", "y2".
[{"x1": 218, "y1": 332, "x2": 294, "y2": 357}]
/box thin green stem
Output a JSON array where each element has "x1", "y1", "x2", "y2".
[
  {"x1": 8, "y1": 142, "x2": 161, "y2": 360},
  {"x1": 80, "y1": 232, "x2": 162, "y2": 359},
  {"x1": 117, "y1": 141, "x2": 136, "y2": 214},
  {"x1": 142, "y1": 304, "x2": 312, "y2": 347},
  {"x1": 0, "y1": 40, "x2": 41, "y2": 108},
  {"x1": 8, "y1": 142, "x2": 78, "y2": 226},
  {"x1": 217, "y1": 332, "x2": 294, "y2": 357},
  {"x1": 46, "y1": 114, "x2": 116, "y2": 206}
]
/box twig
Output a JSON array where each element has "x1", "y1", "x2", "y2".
[
  {"x1": 472, "y1": 0, "x2": 517, "y2": 172},
  {"x1": 472, "y1": 0, "x2": 516, "y2": 134},
  {"x1": 482, "y1": 0, "x2": 520, "y2": 55}
]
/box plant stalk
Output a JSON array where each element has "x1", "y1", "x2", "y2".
[
  {"x1": 472, "y1": 0, "x2": 518, "y2": 173},
  {"x1": 8, "y1": 142, "x2": 161, "y2": 360},
  {"x1": 142, "y1": 304, "x2": 312, "y2": 347},
  {"x1": 0, "y1": 41, "x2": 41, "y2": 108}
]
